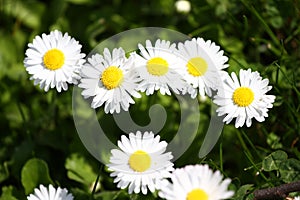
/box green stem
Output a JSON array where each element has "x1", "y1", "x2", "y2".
[
  {"x1": 244, "y1": 151, "x2": 272, "y2": 186},
  {"x1": 16, "y1": 101, "x2": 31, "y2": 139},
  {"x1": 189, "y1": 24, "x2": 216, "y2": 37},
  {"x1": 236, "y1": 129, "x2": 253, "y2": 161},
  {"x1": 275, "y1": 63, "x2": 300, "y2": 96},
  {"x1": 237, "y1": 128, "x2": 272, "y2": 185},
  {"x1": 90, "y1": 164, "x2": 103, "y2": 200},
  {"x1": 219, "y1": 134, "x2": 224, "y2": 172},
  {"x1": 241, "y1": 129, "x2": 262, "y2": 160},
  {"x1": 229, "y1": 56, "x2": 248, "y2": 70},
  {"x1": 275, "y1": 63, "x2": 280, "y2": 85},
  {"x1": 238, "y1": 129, "x2": 270, "y2": 184},
  {"x1": 249, "y1": 37, "x2": 282, "y2": 57},
  {"x1": 242, "y1": 15, "x2": 249, "y2": 41},
  {"x1": 49, "y1": 90, "x2": 57, "y2": 126}
]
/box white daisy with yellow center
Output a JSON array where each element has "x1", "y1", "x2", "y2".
[
  {"x1": 158, "y1": 164, "x2": 234, "y2": 200},
  {"x1": 79, "y1": 48, "x2": 141, "y2": 114},
  {"x1": 107, "y1": 131, "x2": 174, "y2": 195},
  {"x1": 27, "y1": 184, "x2": 73, "y2": 200},
  {"x1": 133, "y1": 39, "x2": 186, "y2": 95},
  {"x1": 24, "y1": 30, "x2": 85, "y2": 92},
  {"x1": 213, "y1": 69, "x2": 276, "y2": 128},
  {"x1": 177, "y1": 37, "x2": 229, "y2": 98}
]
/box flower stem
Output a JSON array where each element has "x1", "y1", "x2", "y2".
[{"x1": 90, "y1": 164, "x2": 103, "y2": 200}]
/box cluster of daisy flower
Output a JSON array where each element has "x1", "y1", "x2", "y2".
[
  {"x1": 23, "y1": 29, "x2": 277, "y2": 199},
  {"x1": 24, "y1": 29, "x2": 275, "y2": 128},
  {"x1": 26, "y1": 132, "x2": 235, "y2": 200},
  {"x1": 27, "y1": 182, "x2": 300, "y2": 200}
]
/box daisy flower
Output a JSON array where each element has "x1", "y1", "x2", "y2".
[
  {"x1": 79, "y1": 47, "x2": 141, "y2": 114},
  {"x1": 175, "y1": 0, "x2": 191, "y2": 13},
  {"x1": 133, "y1": 39, "x2": 187, "y2": 95},
  {"x1": 27, "y1": 184, "x2": 73, "y2": 200},
  {"x1": 177, "y1": 37, "x2": 229, "y2": 98},
  {"x1": 158, "y1": 164, "x2": 234, "y2": 200},
  {"x1": 107, "y1": 131, "x2": 174, "y2": 195},
  {"x1": 213, "y1": 69, "x2": 276, "y2": 128},
  {"x1": 294, "y1": 196, "x2": 300, "y2": 200},
  {"x1": 24, "y1": 30, "x2": 85, "y2": 92}
]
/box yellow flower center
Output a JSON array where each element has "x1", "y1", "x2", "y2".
[
  {"x1": 232, "y1": 87, "x2": 254, "y2": 107},
  {"x1": 43, "y1": 49, "x2": 65, "y2": 70},
  {"x1": 128, "y1": 150, "x2": 151, "y2": 172},
  {"x1": 146, "y1": 57, "x2": 169, "y2": 76},
  {"x1": 186, "y1": 57, "x2": 208, "y2": 77},
  {"x1": 101, "y1": 66, "x2": 124, "y2": 90},
  {"x1": 186, "y1": 189, "x2": 209, "y2": 200}
]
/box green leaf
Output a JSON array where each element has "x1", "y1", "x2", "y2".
[
  {"x1": 266, "y1": 132, "x2": 283, "y2": 149},
  {"x1": 0, "y1": 186, "x2": 18, "y2": 200},
  {"x1": 262, "y1": 150, "x2": 288, "y2": 172},
  {"x1": 279, "y1": 158, "x2": 300, "y2": 183},
  {"x1": 65, "y1": 153, "x2": 97, "y2": 188},
  {"x1": 245, "y1": 193, "x2": 255, "y2": 200},
  {"x1": 233, "y1": 184, "x2": 254, "y2": 200},
  {"x1": 21, "y1": 158, "x2": 53, "y2": 195}
]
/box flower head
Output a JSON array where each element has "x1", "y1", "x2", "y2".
[
  {"x1": 107, "y1": 131, "x2": 174, "y2": 195},
  {"x1": 213, "y1": 69, "x2": 276, "y2": 128},
  {"x1": 27, "y1": 184, "x2": 73, "y2": 200},
  {"x1": 24, "y1": 30, "x2": 85, "y2": 92},
  {"x1": 175, "y1": 0, "x2": 191, "y2": 13},
  {"x1": 134, "y1": 39, "x2": 187, "y2": 95},
  {"x1": 177, "y1": 37, "x2": 229, "y2": 98},
  {"x1": 79, "y1": 47, "x2": 141, "y2": 114},
  {"x1": 158, "y1": 164, "x2": 234, "y2": 200}
]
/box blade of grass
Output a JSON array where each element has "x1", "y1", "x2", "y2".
[
  {"x1": 241, "y1": 0, "x2": 282, "y2": 51},
  {"x1": 275, "y1": 63, "x2": 300, "y2": 96},
  {"x1": 242, "y1": 15, "x2": 249, "y2": 41},
  {"x1": 189, "y1": 24, "x2": 216, "y2": 37},
  {"x1": 237, "y1": 129, "x2": 254, "y2": 161},
  {"x1": 90, "y1": 164, "x2": 103, "y2": 200},
  {"x1": 241, "y1": 129, "x2": 263, "y2": 160},
  {"x1": 229, "y1": 56, "x2": 248, "y2": 70},
  {"x1": 249, "y1": 37, "x2": 282, "y2": 57}
]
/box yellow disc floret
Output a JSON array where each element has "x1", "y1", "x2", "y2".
[
  {"x1": 186, "y1": 57, "x2": 208, "y2": 77},
  {"x1": 101, "y1": 66, "x2": 124, "y2": 90},
  {"x1": 232, "y1": 87, "x2": 254, "y2": 107},
  {"x1": 128, "y1": 150, "x2": 151, "y2": 172},
  {"x1": 146, "y1": 57, "x2": 169, "y2": 76},
  {"x1": 43, "y1": 49, "x2": 65, "y2": 70},
  {"x1": 186, "y1": 188, "x2": 209, "y2": 200}
]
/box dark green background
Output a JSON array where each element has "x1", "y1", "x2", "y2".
[{"x1": 0, "y1": 0, "x2": 300, "y2": 199}]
